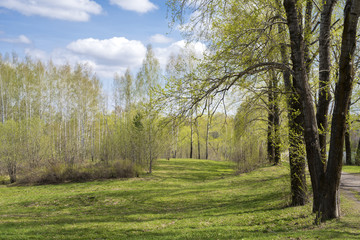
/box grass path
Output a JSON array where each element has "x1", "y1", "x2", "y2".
[{"x1": 0, "y1": 159, "x2": 359, "y2": 239}]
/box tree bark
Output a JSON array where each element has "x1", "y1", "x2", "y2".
[
  {"x1": 345, "y1": 124, "x2": 351, "y2": 165},
  {"x1": 316, "y1": 0, "x2": 336, "y2": 164},
  {"x1": 196, "y1": 118, "x2": 201, "y2": 159},
  {"x1": 273, "y1": 74, "x2": 281, "y2": 165},
  {"x1": 276, "y1": 4, "x2": 307, "y2": 205},
  {"x1": 319, "y1": 0, "x2": 360, "y2": 221},
  {"x1": 284, "y1": 0, "x2": 324, "y2": 212},
  {"x1": 7, "y1": 161, "x2": 16, "y2": 183},
  {"x1": 355, "y1": 136, "x2": 360, "y2": 166},
  {"x1": 268, "y1": 71, "x2": 281, "y2": 165},
  {"x1": 205, "y1": 97, "x2": 212, "y2": 160},
  {"x1": 267, "y1": 80, "x2": 275, "y2": 163},
  {"x1": 190, "y1": 111, "x2": 193, "y2": 159},
  {"x1": 345, "y1": 104, "x2": 351, "y2": 165}
]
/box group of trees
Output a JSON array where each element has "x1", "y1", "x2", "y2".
[
  {"x1": 0, "y1": 54, "x2": 103, "y2": 183},
  {"x1": 0, "y1": 45, "x2": 257, "y2": 184},
  {"x1": 167, "y1": 0, "x2": 360, "y2": 222}
]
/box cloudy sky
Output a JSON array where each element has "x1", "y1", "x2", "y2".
[{"x1": 0, "y1": 0, "x2": 205, "y2": 91}]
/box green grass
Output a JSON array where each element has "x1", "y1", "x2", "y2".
[
  {"x1": 343, "y1": 165, "x2": 360, "y2": 174},
  {"x1": 0, "y1": 159, "x2": 359, "y2": 239}
]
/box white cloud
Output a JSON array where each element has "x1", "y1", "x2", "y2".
[
  {"x1": 0, "y1": 0, "x2": 102, "y2": 21},
  {"x1": 25, "y1": 48, "x2": 47, "y2": 60},
  {"x1": 24, "y1": 38, "x2": 206, "y2": 85},
  {"x1": 110, "y1": 0, "x2": 157, "y2": 13},
  {"x1": 0, "y1": 34, "x2": 31, "y2": 44},
  {"x1": 155, "y1": 40, "x2": 207, "y2": 68},
  {"x1": 150, "y1": 34, "x2": 173, "y2": 44},
  {"x1": 66, "y1": 37, "x2": 147, "y2": 67}
]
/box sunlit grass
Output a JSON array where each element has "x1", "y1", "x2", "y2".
[
  {"x1": 0, "y1": 158, "x2": 359, "y2": 239},
  {"x1": 343, "y1": 165, "x2": 360, "y2": 174}
]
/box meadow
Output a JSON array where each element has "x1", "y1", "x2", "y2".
[{"x1": 0, "y1": 159, "x2": 359, "y2": 239}]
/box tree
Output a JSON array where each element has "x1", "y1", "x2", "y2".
[
  {"x1": 136, "y1": 44, "x2": 161, "y2": 173},
  {"x1": 283, "y1": 0, "x2": 360, "y2": 221},
  {"x1": 168, "y1": 0, "x2": 308, "y2": 206}
]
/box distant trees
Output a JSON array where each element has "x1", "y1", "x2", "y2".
[{"x1": 0, "y1": 55, "x2": 143, "y2": 183}]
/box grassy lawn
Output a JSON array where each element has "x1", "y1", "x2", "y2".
[
  {"x1": 343, "y1": 165, "x2": 360, "y2": 174},
  {"x1": 0, "y1": 159, "x2": 359, "y2": 239}
]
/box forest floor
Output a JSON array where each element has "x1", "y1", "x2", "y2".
[{"x1": 0, "y1": 159, "x2": 359, "y2": 239}]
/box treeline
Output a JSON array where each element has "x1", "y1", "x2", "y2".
[
  {"x1": 0, "y1": 45, "x2": 265, "y2": 184},
  {"x1": 0, "y1": 53, "x2": 133, "y2": 184}
]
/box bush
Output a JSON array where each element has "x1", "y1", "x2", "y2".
[{"x1": 15, "y1": 160, "x2": 141, "y2": 185}]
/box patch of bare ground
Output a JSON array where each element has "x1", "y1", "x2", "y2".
[{"x1": 340, "y1": 172, "x2": 360, "y2": 212}]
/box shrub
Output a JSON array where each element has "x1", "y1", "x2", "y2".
[{"x1": 15, "y1": 160, "x2": 141, "y2": 185}]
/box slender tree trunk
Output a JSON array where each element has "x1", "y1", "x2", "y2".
[
  {"x1": 196, "y1": 118, "x2": 201, "y2": 159},
  {"x1": 345, "y1": 104, "x2": 352, "y2": 165},
  {"x1": 345, "y1": 124, "x2": 351, "y2": 165},
  {"x1": 190, "y1": 111, "x2": 193, "y2": 159},
  {"x1": 8, "y1": 163, "x2": 16, "y2": 183},
  {"x1": 173, "y1": 124, "x2": 179, "y2": 158},
  {"x1": 0, "y1": 75, "x2": 5, "y2": 124},
  {"x1": 273, "y1": 73, "x2": 281, "y2": 165},
  {"x1": 355, "y1": 137, "x2": 360, "y2": 166},
  {"x1": 205, "y1": 98, "x2": 211, "y2": 159},
  {"x1": 319, "y1": 0, "x2": 360, "y2": 221},
  {"x1": 267, "y1": 79, "x2": 275, "y2": 163}
]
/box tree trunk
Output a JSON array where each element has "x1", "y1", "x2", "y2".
[
  {"x1": 196, "y1": 118, "x2": 201, "y2": 159},
  {"x1": 316, "y1": 0, "x2": 336, "y2": 164},
  {"x1": 273, "y1": 73, "x2": 281, "y2": 165},
  {"x1": 319, "y1": 0, "x2": 360, "y2": 221},
  {"x1": 288, "y1": 95, "x2": 307, "y2": 206},
  {"x1": 284, "y1": 0, "x2": 324, "y2": 212},
  {"x1": 7, "y1": 161, "x2": 16, "y2": 183},
  {"x1": 267, "y1": 79, "x2": 275, "y2": 163},
  {"x1": 355, "y1": 137, "x2": 360, "y2": 166},
  {"x1": 276, "y1": 4, "x2": 307, "y2": 206},
  {"x1": 345, "y1": 103, "x2": 352, "y2": 165},
  {"x1": 205, "y1": 98, "x2": 211, "y2": 160},
  {"x1": 345, "y1": 125, "x2": 351, "y2": 165},
  {"x1": 190, "y1": 113, "x2": 193, "y2": 159}
]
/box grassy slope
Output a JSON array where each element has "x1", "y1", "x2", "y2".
[{"x1": 0, "y1": 159, "x2": 359, "y2": 239}]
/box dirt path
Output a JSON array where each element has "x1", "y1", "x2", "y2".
[{"x1": 340, "y1": 172, "x2": 360, "y2": 204}]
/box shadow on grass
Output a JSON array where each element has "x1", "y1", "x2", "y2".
[{"x1": 0, "y1": 159, "x2": 359, "y2": 239}]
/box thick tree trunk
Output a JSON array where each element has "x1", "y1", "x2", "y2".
[
  {"x1": 288, "y1": 95, "x2": 307, "y2": 206},
  {"x1": 319, "y1": 0, "x2": 360, "y2": 221},
  {"x1": 276, "y1": 7, "x2": 307, "y2": 206},
  {"x1": 284, "y1": 0, "x2": 324, "y2": 212},
  {"x1": 316, "y1": 0, "x2": 336, "y2": 163}
]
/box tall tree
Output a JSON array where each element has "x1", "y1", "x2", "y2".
[{"x1": 137, "y1": 44, "x2": 161, "y2": 173}]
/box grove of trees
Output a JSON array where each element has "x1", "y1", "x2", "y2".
[{"x1": 167, "y1": 0, "x2": 360, "y2": 223}]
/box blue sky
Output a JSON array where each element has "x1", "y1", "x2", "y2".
[{"x1": 0, "y1": 0, "x2": 205, "y2": 92}]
